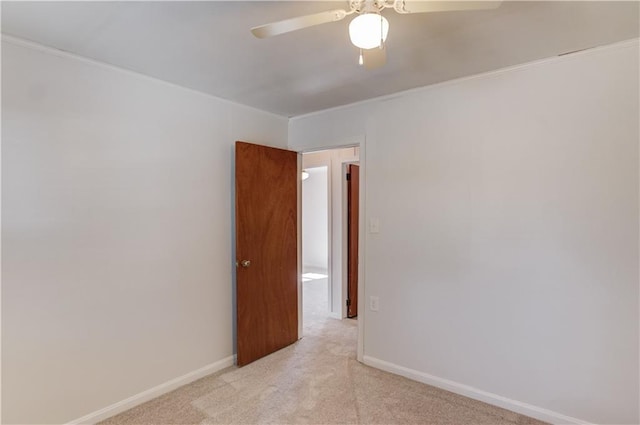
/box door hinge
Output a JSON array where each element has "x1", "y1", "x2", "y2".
[
  {"x1": 346, "y1": 299, "x2": 351, "y2": 307},
  {"x1": 346, "y1": 173, "x2": 351, "y2": 181}
]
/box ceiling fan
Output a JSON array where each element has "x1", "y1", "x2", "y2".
[{"x1": 251, "y1": 0, "x2": 502, "y2": 69}]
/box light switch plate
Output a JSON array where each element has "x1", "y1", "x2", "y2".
[
  {"x1": 369, "y1": 218, "x2": 380, "y2": 233},
  {"x1": 370, "y1": 296, "x2": 379, "y2": 311}
]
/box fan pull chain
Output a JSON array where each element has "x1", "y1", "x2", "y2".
[{"x1": 358, "y1": 49, "x2": 363, "y2": 66}]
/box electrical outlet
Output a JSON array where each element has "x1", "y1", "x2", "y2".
[{"x1": 370, "y1": 296, "x2": 379, "y2": 312}]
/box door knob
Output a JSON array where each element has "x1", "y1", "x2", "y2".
[{"x1": 239, "y1": 260, "x2": 251, "y2": 268}]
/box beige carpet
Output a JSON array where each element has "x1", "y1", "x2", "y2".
[{"x1": 100, "y1": 279, "x2": 547, "y2": 425}]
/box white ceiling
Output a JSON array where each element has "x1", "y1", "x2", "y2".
[{"x1": 2, "y1": 1, "x2": 638, "y2": 117}]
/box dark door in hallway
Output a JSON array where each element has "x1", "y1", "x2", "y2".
[
  {"x1": 235, "y1": 141, "x2": 298, "y2": 366},
  {"x1": 347, "y1": 164, "x2": 359, "y2": 318}
]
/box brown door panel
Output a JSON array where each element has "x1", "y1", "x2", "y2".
[
  {"x1": 347, "y1": 164, "x2": 359, "y2": 318},
  {"x1": 236, "y1": 141, "x2": 298, "y2": 366}
]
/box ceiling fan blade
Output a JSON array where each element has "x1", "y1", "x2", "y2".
[
  {"x1": 251, "y1": 9, "x2": 349, "y2": 38},
  {"x1": 394, "y1": 1, "x2": 502, "y2": 14},
  {"x1": 363, "y1": 47, "x2": 387, "y2": 70}
]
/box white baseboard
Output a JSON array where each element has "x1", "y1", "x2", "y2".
[
  {"x1": 328, "y1": 312, "x2": 342, "y2": 319},
  {"x1": 67, "y1": 355, "x2": 235, "y2": 425},
  {"x1": 362, "y1": 356, "x2": 593, "y2": 425}
]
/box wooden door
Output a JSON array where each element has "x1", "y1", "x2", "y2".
[
  {"x1": 235, "y1": 141, "x2": 298, "y2": 366},
  {"x1": 347, "y1": 164, "x2": 359, "y2": 318}
]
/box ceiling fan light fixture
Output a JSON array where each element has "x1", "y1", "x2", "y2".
[{"x1": 349, "y1": 13, "x2": 389, "y2": 49}]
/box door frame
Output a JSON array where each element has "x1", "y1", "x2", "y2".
[{"x1": 297, "y1": 136, "x2": 366, "y2": 363}]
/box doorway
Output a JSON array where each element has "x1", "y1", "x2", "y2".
[
  {"x1": 235, "y1": 141, "x2": 362, "y2": 367},
  {"x1": 301, "y1": 147, "x2": 360, "y2": 333}
]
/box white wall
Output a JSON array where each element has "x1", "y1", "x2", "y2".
[
  {"x1": 289, "y1": 40, "x2": 640, "y2": 425},
  {"x1": 302, "y1": 166, "x2": 329, "y2": 271},
  {"x1": 1, "y1": 38, "x2": 288, "y2": 424}
]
